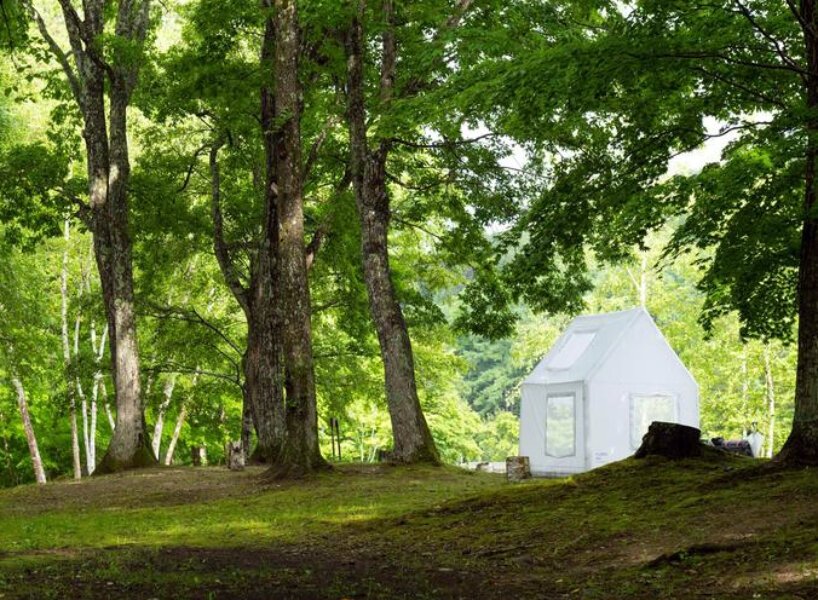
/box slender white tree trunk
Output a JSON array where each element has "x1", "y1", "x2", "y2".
[
  {"x1": 152, "y1": 374, "x2": 177, "y2": 459},
  {"x1": 11, "y1": 375, "x2": 46, "y2": 484},
  {"x1": 639, "y1": 254, "x2": 648, "y2": 307},
  {"x1": 102, "y1": 381, "x2": 115, "y2": 432},
  {"x1": 73, "y1": 313, "x2": 91, "y2": 474},
  {"x1": 765, "y1": 344, "x2": 776, "y2": 458},
  {"x1": 163, "y1": 371, "x2": 198, "y2": 465},
  {"x1": 164, "y1": 404, "x2": 187, "y2": 466},
  {"x1": 60, "y1": 220, "x2": 82, "y2": 480},
  {"x1": 89, "y1": 322, "x2": 108, "y2": 471}
]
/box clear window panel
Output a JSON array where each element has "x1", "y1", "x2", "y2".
[
  {"x1": 546, "y1": 394, "x2": 575, "y2": 458},
  {"x1": 548, "y1": 332, "x2": 596, "y2": 369},
  {"x1": 630, "y1": 394, "x2": 676, "y2": 448}
]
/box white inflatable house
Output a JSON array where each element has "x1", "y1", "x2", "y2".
[{"x1": 519, "y1": 308, "x2": 699, "y2": 476}]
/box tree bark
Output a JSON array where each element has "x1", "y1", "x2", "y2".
[
  {"x1": 344, "y1": 1, "x2": 439, "y2": 464},
  {"x1": 89, "y1": 321, "x2": 107, "y2": 469},
  {"x1": 241, "y1": 383, "x2": 254, "y2": 460},
  {"x1": 102, "y1": 380, "x2": 115, "y2": 432},
  {"x1": 210, "y1": 136, "x2": 285, "y2": 462},
  {"x1": 60, "y1": 219, "x2": 82, "y2": 480},
  {"x1": 266, "y1": 0, "x2": 326, "y2": 478},
  {"x1": 778, "y1": 0, "x2": 818, "y2": 464},
  {"x1": 163, "y1": 370, "x2": 199, "y2": 465},
  {"x1": 11, "y1": 375, "x2": 46, "y2": 484}
]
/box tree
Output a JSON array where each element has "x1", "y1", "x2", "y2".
[
  {"x1": 476, "y1": 0, "x2": 818, "y2": 463},
  {"x1": 268, "y1": 0, "x2": 326, "y2": 476},
  {"x1": 19, "y1": 0, "x2": 157, "y2": 471},
  {"x1": 343, "y1": 0, "x2": 520, "y2": 463}
]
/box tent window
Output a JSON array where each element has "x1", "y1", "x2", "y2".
[
  {"x1": 549, "y1": 332, "x2": 596, "y2": 369},
  {"x1": 545, "y1": 394, "x2": 575, "y2": 458},
  {"x1": 630, "y1": 394, "x2": 676, "y2": 448}
]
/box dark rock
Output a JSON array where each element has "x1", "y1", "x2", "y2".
[{"x1": 634, "y1": 421, "x2": 702, "y2": 460}]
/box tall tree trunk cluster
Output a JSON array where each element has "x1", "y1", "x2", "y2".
[
  {"x1": 209, "y1": 0, "x2": 325, "y2": 476},
  {"x1": 29, "y1": 0, "x2": 451, "y2": 474},
  {"x1": 60, "y1": 220, "x2": 111, "y2": 478}
]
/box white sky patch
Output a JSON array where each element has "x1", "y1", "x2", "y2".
[{"x1": 666, "y1": 117, "x2": 740, "y2": 177}]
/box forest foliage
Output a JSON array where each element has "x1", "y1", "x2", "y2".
[{"x1": 0, "y1": 0, "x2": 812, "y2": 484}]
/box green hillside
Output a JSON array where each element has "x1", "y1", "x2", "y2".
[{"x1": 2, "y1": 457, "x2": 816, "y2": 599}]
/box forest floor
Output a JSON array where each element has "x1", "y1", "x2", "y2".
[{"x1": 0, "y1": 454, "x2": 817, "y2": 599}]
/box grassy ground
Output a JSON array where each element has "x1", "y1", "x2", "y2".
[{"x1": 1, "y1": 454, "x2": 817, "y2": 599}]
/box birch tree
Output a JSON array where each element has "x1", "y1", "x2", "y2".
[
  {"x1": 10, "y1": 374, "x2": 46, "y2": 484},
  {"x1": 60, "y1": 219, "x2": 81, "y2": 479}
]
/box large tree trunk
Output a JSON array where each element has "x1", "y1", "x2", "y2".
[
  {"x1": 210, "y1": 133, "x2": 285, "y2": 463},
  {"x1": 93, "y1": 79, "x2": 155, "y2": 472},
  {"x1": 778, "y1": 0, "x2": 818, "y2": 464},
  {"x1": 243, "y1": 305, "x2": 285, "y2": 462},
  {"x1": 345, "y1": 3, "x2": 439, "y2": 464},
  {"x1": 46, "y1": 0, "x2": 156, "y2": 474},
  {"x1": 241, "y1": 385, "x2": 254, "y2": 460},
  {"x1": 60, "y1": 219, "x2": 82, "y2": 480},
  {"x1": 267, "y1": 0, "x2": 326, "y2": 478},
  {"x1": 11, "y1": 376, "x2": 46, "y2": 485}
]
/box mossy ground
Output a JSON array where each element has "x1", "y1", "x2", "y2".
[{"x1": 1, "y1": 455, "x2": 817, "y2": 598}]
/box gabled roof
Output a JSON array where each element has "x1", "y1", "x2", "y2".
[{"x1": 522, "y1": 308, "x2": 646, "y2": 386}]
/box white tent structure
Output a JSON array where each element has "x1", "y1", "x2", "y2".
[{"x1": 519, "y1": 308, "x2": 699, "y2": 476}]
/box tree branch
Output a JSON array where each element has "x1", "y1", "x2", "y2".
[
  {"x1": 786, "y1": 0, "x2": 811, "y2": 34},
  {"x1": 177, "y1": 143, "x2": 210, "y2": 193},
  {"x1": 392, "y1": 133, "x2": 496, "y2": 149},
  {"x1": 305, "y1": 167, "x2": 352, "y2": 270},
  {"x1": 443, "y1": 0, "x2": 474, "y2": 31},
  {"x1": 732, "y1": 0, "x2": 805, "y2": 80},
  {"x1": 303, "y1": 115, "x2": 339, "y2": 184},
  {"x1": 646, "y1": 50, "x2": 808, "y2": 76},
  {"x1": 30, "y1": 7, "x2": 82, "y2": 106},
  {"x1": 210, "y1": 141, "x2": 250, "y2": 314},
  {"x1": 146, "y1": 361, "x2": 241, "y2": 388}
]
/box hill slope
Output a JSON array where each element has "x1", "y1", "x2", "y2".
[{"x1": 0, "y1": 456, "x2": 816, "y2": 599}]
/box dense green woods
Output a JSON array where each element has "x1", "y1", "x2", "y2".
[{"x1": 0, "y1": 1, "x2": 814, "y2": 485}]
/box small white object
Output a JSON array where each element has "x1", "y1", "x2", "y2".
[{"x1": 744, "y1": 431, "x2": 764, "y2": 458}]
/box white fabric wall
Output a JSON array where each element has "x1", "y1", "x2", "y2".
[
  {"x1": 520, "y1": 382, "x2": 585, "y2": 475},
  {"x1": 586, "y1": 314, "x2": 698, "y2": 468}
]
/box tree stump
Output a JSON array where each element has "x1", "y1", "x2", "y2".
[
  {"x1": 191, "y1": 446, "x2": 207, "y2": 466},
  {"x1": 227, "y1": 441, "x2": 245, "y2": 471},
  {"x1": 635, "y1": 421, "x2": 702, "y2": 459},
  {"x1": 506, "y1": 456, "x2": 531, "y2": 482}
]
